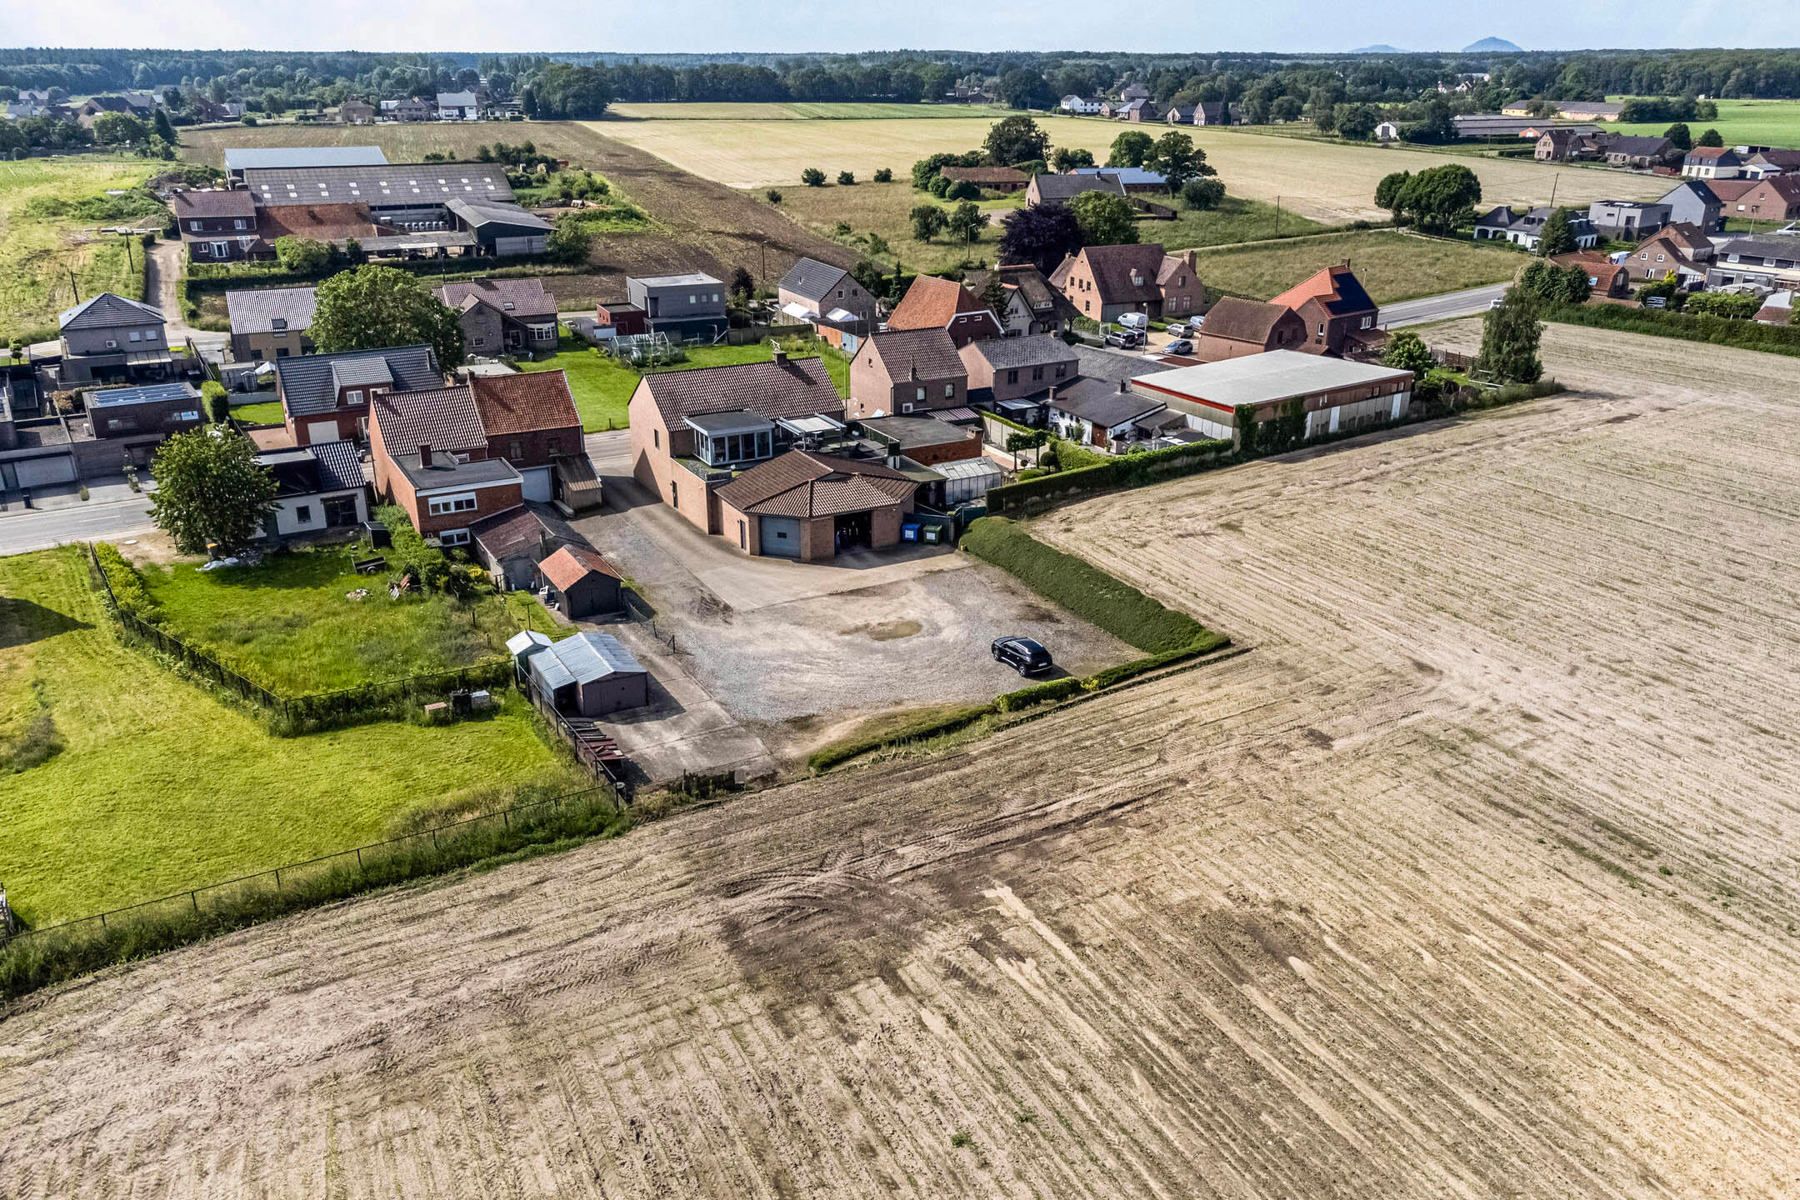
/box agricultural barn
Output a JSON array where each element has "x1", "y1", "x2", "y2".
[
  {"x1": 1131, "y1": 351, "x2": 1414, "y2": 443},
  {"x1": 509, "y1": 631, "x2": 648, "y2": 718}
]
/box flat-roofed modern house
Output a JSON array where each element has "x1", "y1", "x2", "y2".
[
  {"x1": 626, "y1": 273, "x2": 729, "y2": 341},
  {"x1": 275, "y1": 344, "x2": 443, "y2": 447},
  {"x1": 226, "y1": 286, "x2": 318, "y2": 362},
  {"x1": 437, "y1": 277, "x2": 560, "y2": 356},
  {"x1": 253, "y1": 441, "x2": 368, "y2": 538},
  {"x1": 628, "y1": 350, "x2": 844, "y2": 533},
  {"x1": 57, "y1": 293, "x2": 173, "y2": 386},
  {"x1": 84, "y1": 381, "x2": 204, "y2": 440},
  {"x1": 224, "y1": 145, "x2": 389, "y2": 181},
  {"x1": 1129, "y1": 351, "x2": 1414, "y2": 444},
  {"x1": 714, "y1": 450, "x2": 918, "y2": 561},
  {"x1": 1587, "y1": 200, "x2": 1672, "y2": 240}
]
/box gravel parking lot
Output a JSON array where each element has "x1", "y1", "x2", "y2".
[{"x1": 572, "y1": 458, "x2": 1132, "y2": 760}]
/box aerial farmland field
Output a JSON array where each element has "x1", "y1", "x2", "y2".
[
  {"x1": 1609, "y1": 97, "x2": 1800, "y2": 146},
  {"x1": 586, "y1": 109, "x2": 1670, "y2": 221},
  {"x1": 7, "y1": 323, "x2": 1800, "y2": 1197}
]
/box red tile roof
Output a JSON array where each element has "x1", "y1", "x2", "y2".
[
  {"x1": 887, "y1": 274, "x2": 994, "y2": 331},
  {"x1": 538, "y1": 543, "x2": 621, "y2": 590},
  {"x1": 1705, "y1": 179, "x2": 1759, "y2": 202},
  {"x1": 371, "y1": 385, "x2": 486, "y2": 454},
  {"x1": 471, "y1": 371, "x2": 581, "y2": 438},
  {"x1": 257, "y1": 202, "x2": 378, "y2": 242},
  {"x1": 1270, "y1": 264, "x2": 1377, "y2": 317}
]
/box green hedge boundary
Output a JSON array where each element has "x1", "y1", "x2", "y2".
[
  {"x1": 0, "y1": 789, "x2": 628, "y2": 1003},
  {"x1": 1542, "y1": 302, "x2": 1800, "y2": 359},
  {"x1": 985, "y1": 437, "x2": 1234, "y2": 516},
  {"x1": 805, "y1": 518, "x2": 1230, "y2": 773}
]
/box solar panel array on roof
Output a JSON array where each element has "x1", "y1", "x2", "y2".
[
  {"x1": 240, "y1": 163, "x2": 514, "y2": 207},
  {"x1": 88, "y1": 381, "x2": 199, "y2": 408}
]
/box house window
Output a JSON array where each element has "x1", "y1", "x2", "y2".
[
  {"x1": 427, "y1": 493, "x2": 479, "y2": 516},
  {"x1": 653, "y1": 428, "x2": 660, "y2": 448},
  {"x1": 1031, "y1": 366, "x2": 1044, "y2": 381},
  {"x1": 439, "y1": 529, "x2": 470, "y2": 547},
  {"x1": 295, "y1": 504, "x2": 314, "y2": 524},
  {"x1": 546, "y1": 437, "x2": 560, "y2": 455},
  {"x1": 508, "y1": 440, "x2": 522, "y2": 460},
  {"x1": 346, "y1": 390, "x2": 363, "y2": 404},
  {"x1": 1361, "y1": 316, "x2": 1373, "y2": 329},
  {"x1": 1006, "y1": 369, "x2": 1018, "y2": 385},
  {"x1": 128, "y1": 331, "x2": 141, "y2": 343},
  {"x1": 1054, "y1": 364, "x2": 1067, "y2": 378},
  {"x1": 915, "y1": 386, "x2": 926, "y2": 401},
  {"x1": 210, "y1": 241, "x2": 228, "y2": 257},
  {"x1": 943, "y1": 383, "x2": 955, "y2": 398},
  {"x1": 671, "y1": 480, "x2": 679, "y2": 507}
]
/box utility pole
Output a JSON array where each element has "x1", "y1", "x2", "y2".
[
  {"x1": 67, "y1": 269, "x2": 80, "y2": 305},
  {"x1": 1275, "y1": 195, "x2": 1281, "y2": 237},
  {"x1": 1548, "y1": 173, "x2": 1560, "y2": 210}
]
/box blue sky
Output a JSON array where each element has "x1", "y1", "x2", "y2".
[{"x1": 5, "y1": 0, "x2": 1794, "y2": 54}]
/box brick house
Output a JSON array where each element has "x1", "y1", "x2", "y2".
[
  {"x1": 436, "y1": 277, "x2": 560, "y2": 357},
  {"x1": 1623, "y1": 222, "x2": 1716, "y2": 282},
  {"x1": 169, "y1": 189, "x2": 261, "y2": 262},
  {"x1": 960, "y1": 264, "x2": 1081, "y2": 336},
  {"x1": 274, "y1": 344, "x2": 443, "y2": 447},
  {"x1": 958, "y1": 335, "x2": 1077, "y2": 404},
  {"x1": 1270, "y1": 264, "x2": 1382, "y2": 357},
  {"x1": 1050, "y1": 243, "x2": 1205, "y2": 325},
  {"x1": 1729, "y1": 175, "x2": 1800, "y2": 224},
  {"x1": 627, "y1": 351, "x2": 843, "y2": 534},
  {"x1": 469, "y1": 371, "x2": 582, "y2": 503},
  {"x1": 366, "y1": 383, "x2": 490, "y2": 499},
  {"x1": 225, "y1": 286, "x2": 317, "y2": 362},
  {"x1": 848, "y1": 328, "x2": 968, "y2": 419},
  {"x1": 1194, "y1": 297, "x2": 1308, "y2": 362},
  {"x1": 885, "y1": 275, "x2": 1003, "y2": 347},
  {"x1": 386, "y1": 451, "x2": 523, "y2": 545},
  {"x1": 777, "y1": 257, "x2": 878, "y2": 324}
]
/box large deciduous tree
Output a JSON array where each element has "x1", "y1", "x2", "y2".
[
  {"x1": 1381, "y1": 330, "x2": 1435, "y2": 378},
  {"x1": 1051, "y1": 146, "x2": 1095, "y2": 173},
  {"x1": 945, "y1": 200, "x2": 989, "y2": 244},
  {"x1": 997, "y1": 204, "x2": 1083, "y2": 272},
  {"x1": 1147, "y1": 130, "x2": 1212, "y2": 191},
  {"x1": 1475, "y1": 287, "x2": 1544, "y2": 384},
  {"x1": 910, "y1": 203, "x2": 948, "y2": 242},
  {"x1": 984, "y1": 115, "x2": 1051, "y2": 166},
  {"x1": 1069, "y1": 191, "x2": 1139, "y2": 246},
  {"x1": 149, "y1": 429, "x2": 279, "y2": 555},
  {"x1": 1107, "y1": 130, "x2": 1155, "y2": 168},
  {"x1": 310, "y1": 265, "x2": 464, "y2": 367}
]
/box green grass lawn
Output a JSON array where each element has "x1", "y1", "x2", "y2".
[
  {"x1": 523, "y1": 334, "x2": 851, "y2": 431},
  {"x1": 0, "y1": 546, "x2": 580, "y2": 925},
  {"x1": 229, "y1": 398, "x2": 286, "y2": 424},
  {"x1": 0, "y1": 157, "x2": 154, "y2": 344},
  {"x1": 1608, "y1": 98, "x2": 1800, "y2": 148},
  {"x1": 1192, "y1": 228, "x2": 1523, "y2": 303},
  {"x1": 1152, "y1": 195, "x2": 1329, "y2": 250},
  {"x1": 127, "y1": 539, "x2": 551, "y2": 695}
]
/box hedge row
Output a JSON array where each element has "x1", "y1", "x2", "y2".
[
  {"x1": 806, "y1": 703, "x2": 994, "y2": 773},
  {"x1": 1543, "y1": 302, "x2": 1800, "y2": 359},
  {"x1": 92, "y1": 544, "x2": 158, "y2": 616},
  {"x1": 985, "y1": 437, "x2": 1234, "y2": 516},
  {"x1": 0, "y1": 791, "x2": 629, "y2": 1003},
  {"x1": 960, "y1": 517, "x2": 1224, "y2": 655},
  {"x1": 182, "y1": 257, "x2": 580, "y2": 297}
]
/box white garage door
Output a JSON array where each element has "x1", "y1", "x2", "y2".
[
  {"x1": 519, "y1": 465, "x2": 552, "y2": 503},
  {"x1": 759, "y1": 516, "x2": 802, "y2": 558},
  {"x1": 13, "y1": 454, "x2": 77, "y2": 488},
  {"x1": 306, "y1": 420, "x2": 339, "y2": 444}
]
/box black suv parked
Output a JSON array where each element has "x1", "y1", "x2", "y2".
[{"x1": 991, "y1": 635, "x2": 1054, "y2": 677}]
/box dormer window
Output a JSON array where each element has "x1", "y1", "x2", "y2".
[
  {"x1": 271, "y1": 318, "x2": 287, "y2": 331},
  {"x1": 345, "y1": 389, "x2": 363, "y2": 404}
]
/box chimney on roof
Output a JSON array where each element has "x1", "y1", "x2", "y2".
[
  {"x1": 908, "y1": 358, "x2": 918, "y2": 382},
  {"x1": 1118, "y1": 379, "x2": 1128, "y2": 393},
  {"x1": 771, "y1": 343, "x2": 787, "y2": 365},
  {"x1": 418, "y1": 443, "x2": 432, "y2": 468}
]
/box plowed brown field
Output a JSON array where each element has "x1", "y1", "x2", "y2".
[{"x1": 4, "y1": 323, "x2": 1798, "y2": 1198}]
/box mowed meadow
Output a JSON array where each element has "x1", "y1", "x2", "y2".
[{"x1": 585, "y1": 109, "x2": 1671, "y2": 221}]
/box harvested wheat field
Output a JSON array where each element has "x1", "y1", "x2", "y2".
[
  {"x1": 590, "y1": 111, "x2": 1668, "y2": 221},
  {"x1": 4, "y1": 323, "x2": 1799, "y2": 1198}
]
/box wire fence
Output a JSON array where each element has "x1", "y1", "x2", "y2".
[
  {"x1": 0, "y1": 782, "x2": 622, "y2": 947},
  {"x1": 86, "y1": 544, "x2": 516, "y2": 731}
]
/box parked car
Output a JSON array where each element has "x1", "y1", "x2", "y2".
[
  {"x1": 992, "y1": 635, "x2": 1053, "y2": 677},
  {"x1": 1644, "y1": 295, "x2": 1668, "y2": 309},
  {"x1": 1164, "y1": 337, "x2": 1194, "y2": 355},
  {"x1": 1104, "y1": 329, "x2": 1144, "y2": 348}
]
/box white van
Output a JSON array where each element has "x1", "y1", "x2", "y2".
[{"x1": 1117, "y1": 312, "x2": 1149, "y2": 332}]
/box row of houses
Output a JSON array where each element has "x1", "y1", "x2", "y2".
[
  {"x1": 1473, "y1": 174, "x2": 1800, "y2": 253},
  {"x1": 1060, "y1": 92, "x2": 1237, "y2": 126},
  {"x1": 337, "y1": 92, "x2": 523, "y2": 124},
  {"x1": 169, "y1": 146, "x2": 550, "y2": 264}
]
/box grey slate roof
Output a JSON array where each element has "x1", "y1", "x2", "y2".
[
  {"x1": 276, "y1": 346, "x2": 441, "y2": 417},
  {"x1": 1070, "y1": 166, "x2": 1168, "y2": 188},
  {"x1": 224, "y1": 146, "x2": 388, "y2": 174},
  {"x1": 333, "y1": 358, "x2": 394, "y2": 389},
  {"x1": 637, "y1": 356, "x2": 840, "y2": 425},
  {"x1": 1050, "y1": 377, "x2": 1166, "y2": 429},
  {"x1": 309, "y1": 440, "x2": 366, "y2": 491},
  {"x1": 1030, "y1": 173, "x2": 1126, "y2": 203},
  {"x1": 437, "y1": 277, "x2": 557, "y2": 319},
  {"x1": 59, "y1": 292, "x2": 164, "y2": 332},
  {"x1": 445, "y1": 197, "x2": 551, "y2": 232},
  {"x1": 392, "y1": 452, "x2": 520, "y2": 492},
  {"x1": 963, "y1": 333, "x2": 1077, "y2": 371},
  {"x1": 778, "y1": 256, "x2": 851, "y2": 303},
  {"x1": 225, "y1": 286, "x2": 318, "y2": 336}
]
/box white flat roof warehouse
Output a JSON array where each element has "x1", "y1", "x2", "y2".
[{"x1": 1133, "y1": 350, "x2": 1413, "y2": 411}]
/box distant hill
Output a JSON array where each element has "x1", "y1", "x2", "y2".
[
  {"x1": 1463, "y1": 37, "x2": 1525, "y2": 53},
  {"x1": 1351, "y1": 44, "x2": 1406, "y2": 54}
]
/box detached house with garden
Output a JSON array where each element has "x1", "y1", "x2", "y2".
[{"x1": 1050, "y1": 244, "x2": 1205, "y2": 325}]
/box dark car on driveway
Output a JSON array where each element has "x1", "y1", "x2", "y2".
[{"x1": 991, "y1": 635, "x2": 1053, "y2": 676}]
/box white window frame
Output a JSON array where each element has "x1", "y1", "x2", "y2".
[
  {"x1": 438, "y1": 528, "x2": 471, "y2": 546},
  {"x1": 427, "y1": 492, "x2": 479, "y2": 516}
]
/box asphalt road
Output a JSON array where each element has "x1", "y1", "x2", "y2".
[
  {"x1": 0, "y1": 493, "x2": 156, "y2": 554},
  {"x1": 1380, "y1": 283, "x2": 1510, "y2": 328}
]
